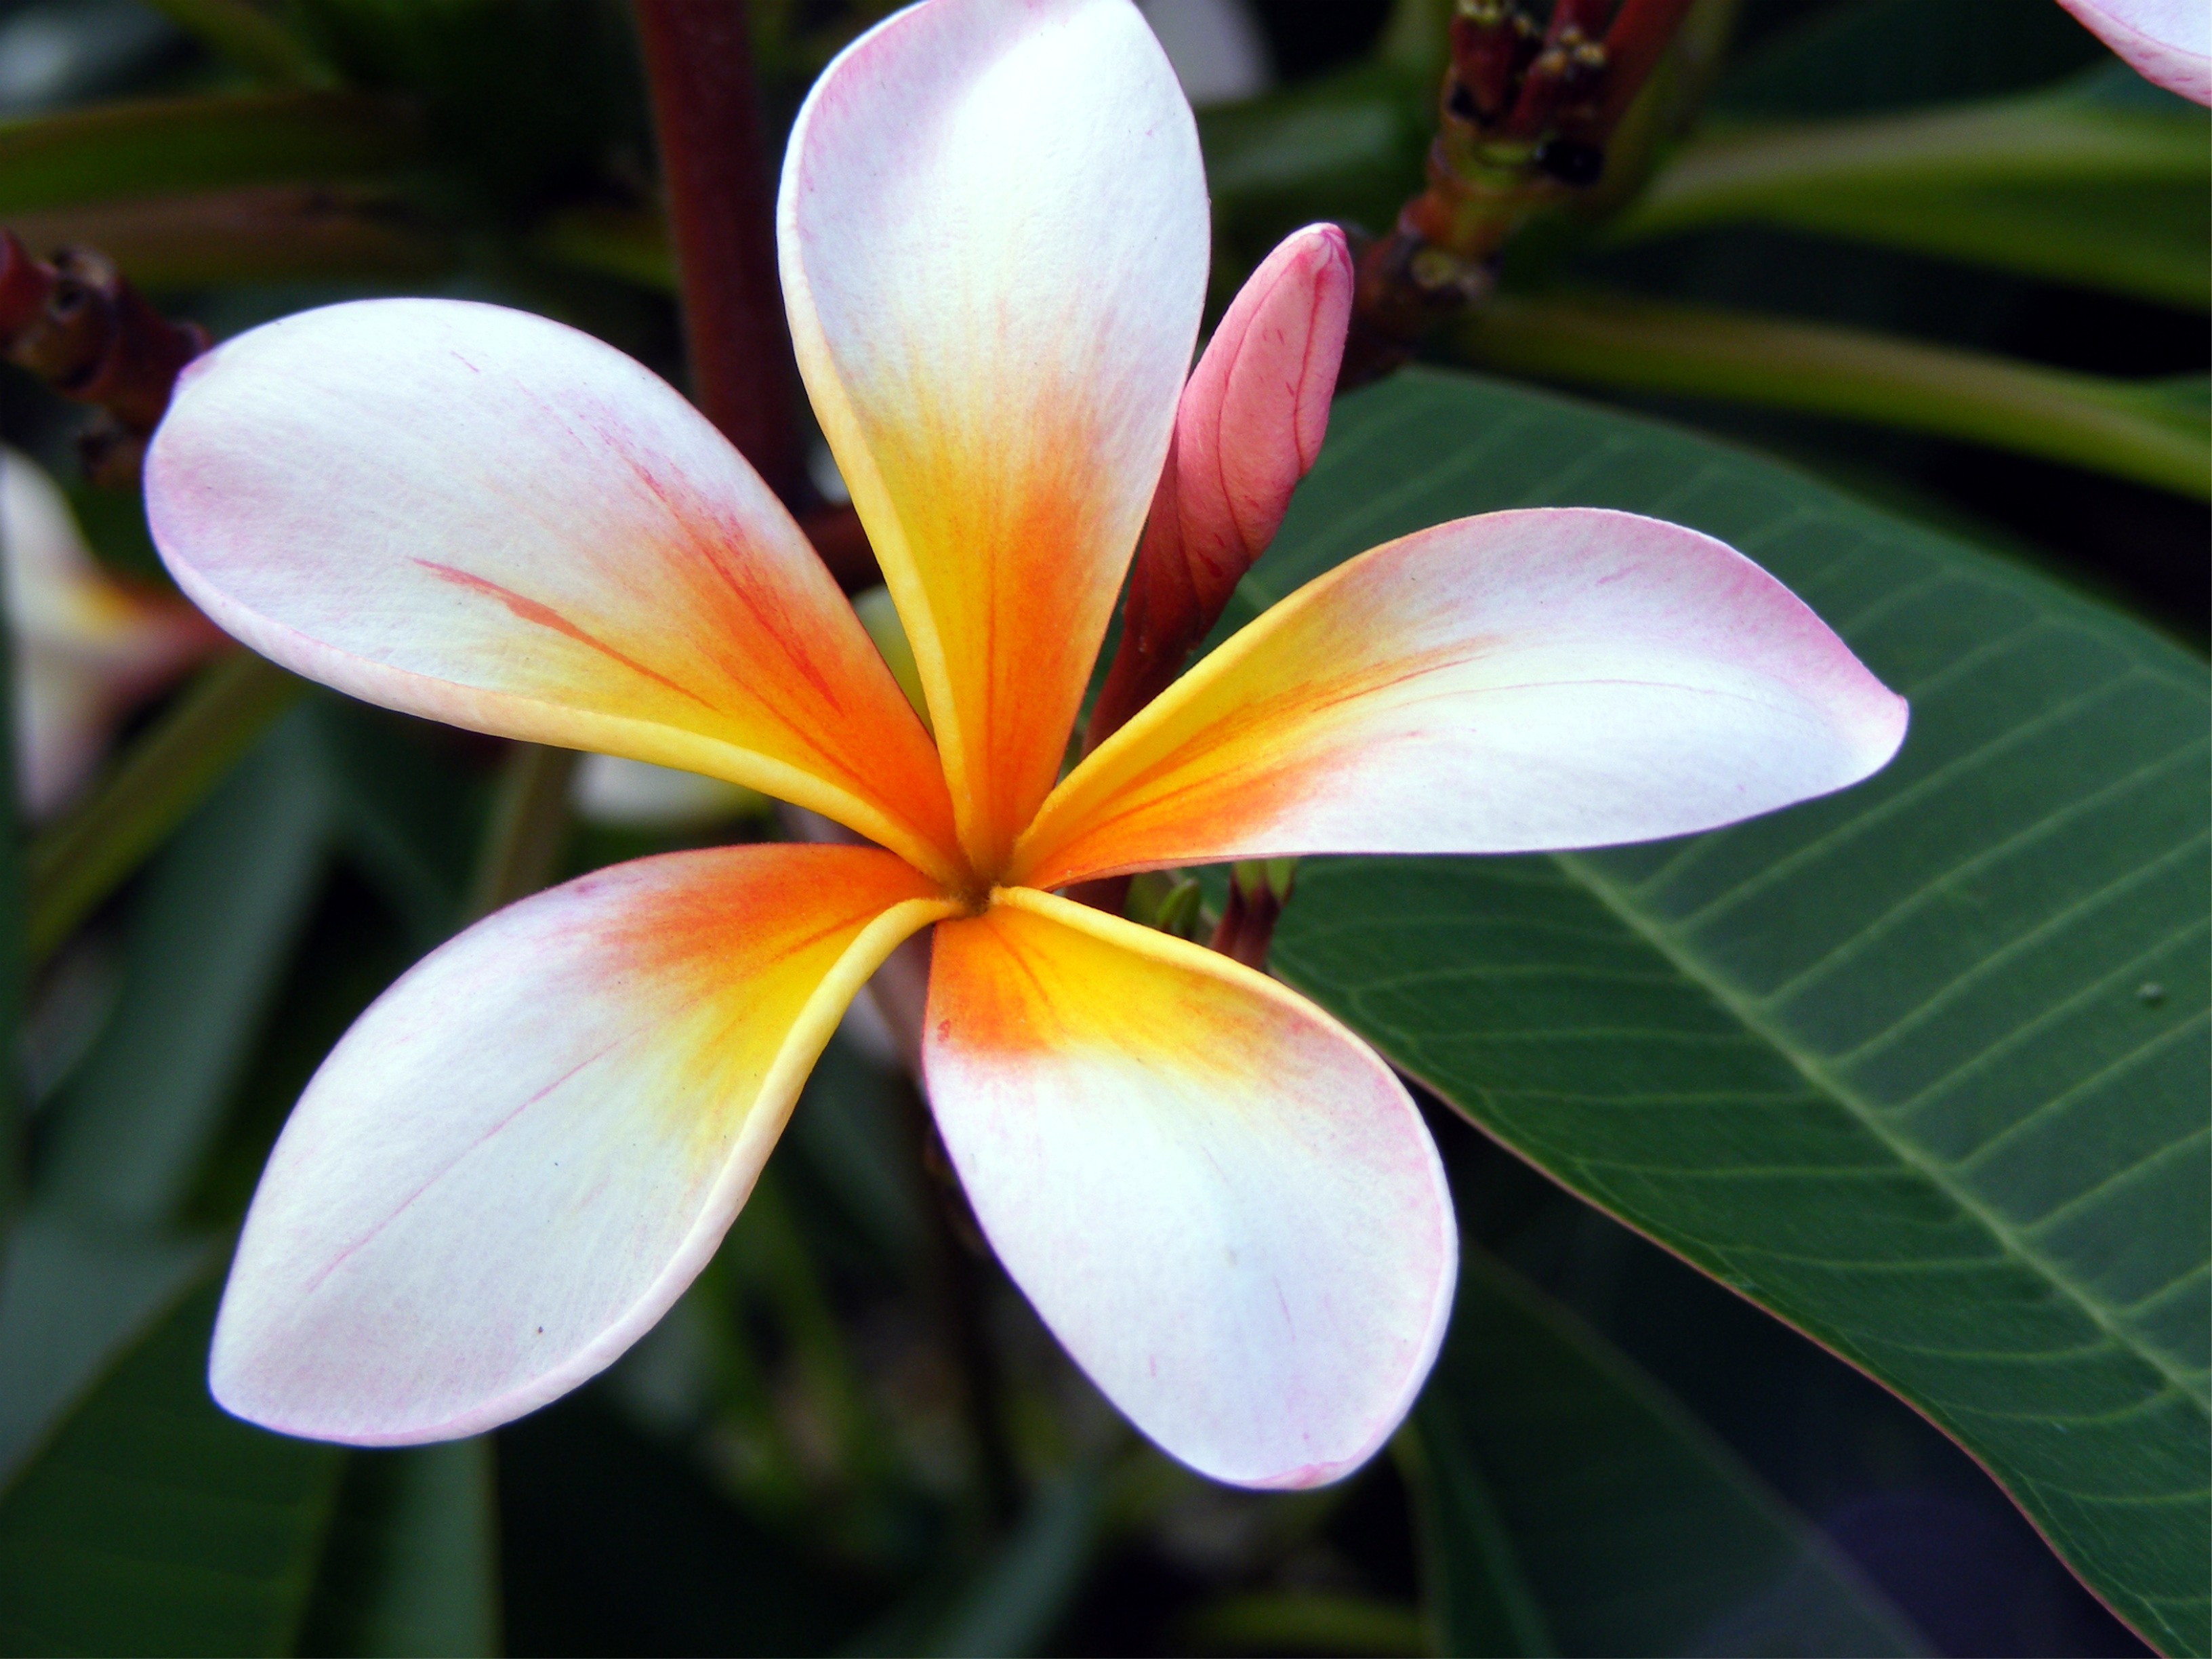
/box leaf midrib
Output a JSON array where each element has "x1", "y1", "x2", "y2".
[{"x1": 1553, "y1": 848, "x2": 2209, "y2": 1417}]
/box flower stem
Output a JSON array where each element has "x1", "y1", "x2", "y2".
[
  {"x1": 1450, "y1": 291, "x2": 2211, "y2": 499},
  {"x1": 26, "y1": 651, "x2": 301, "y2": 966},
  {"x1": 631, "y1": 0, "x2": 802, "y2": 501},
  {"x1": 464, "y1": 743, "x2": 577, "y2": 922}
]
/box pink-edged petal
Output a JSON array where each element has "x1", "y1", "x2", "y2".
[
  {"x1": 1092, "y1": 224, "x2": 1354, "y2": 743},
  {"x1": 1016, "y1": 508, "x2": 1908, "y2": 890},
  {"x1": 211, "y1": 844, "x2": 957, "y2": 1443},
  {"x1": 924, "y1": 887, "x2": 1456, "y2": 1488},
  {"x1": 2055, "y1": 0, "x2": 2209, "y2": 103},
  {"x1": 146, "y1": 298, "x2": 962, "y2": 882},
  {"x1": 780, "y1": 0, "x2": 1208, "y2": 871}
]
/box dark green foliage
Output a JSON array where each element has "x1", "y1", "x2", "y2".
[{"x1": 0, "y1": 1281, "x2": 345, "y2": 1658}]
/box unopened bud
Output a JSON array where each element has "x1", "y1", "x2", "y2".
[{"x1": 1085, "y1": 222, "x2": 1353, "y2": 752}]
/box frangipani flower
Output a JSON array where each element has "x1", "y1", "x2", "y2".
[
  {"x1": 145, "y1": 0, "x2": 1906, "y2": 1487},
  {"x1": 2055, "y1": 0, "x2": 2209, "y2": 105},
  {"x1": 1, "y1": 446, "x2": 216, "y2": 816}
]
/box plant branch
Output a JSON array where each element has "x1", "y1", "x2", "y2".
[
  {"x1": 1, "y1": 232, "x2": 211, "y2": 485},
  {"x1": 26, "y1": 652, "x2": 302, "y2": 964},
  {"x1": 1450, "y1": 292, "x2": 2211, "y2": 499},
  {"x1": 632, "y1": 0, "x2": 802, "y2": 500}
]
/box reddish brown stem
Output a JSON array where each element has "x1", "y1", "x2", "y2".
[
  {"x1": 0, "y1": 233, "x2": 209, "y2": 487},
  {"x1": 1207, "y1": 877, "x2": 1284, "y2": 971},
  {"x1": 632, "y1": 0, "x2": 801, "y2": 501},
  {"x1": 1582, "y1": 0, "x2": 1703, "y2": 132}
]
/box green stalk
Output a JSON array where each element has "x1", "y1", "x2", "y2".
[
  {"x1": 137, "y1": 0, "x2": 335, "y2": 87},
  {"x1": 1616, "y1": 100, "x2": 2207, "y2": 241},
  {"x1": 464, "y1": 743, "x2": 577, "y2": 922},
  {"x1": 1451, "y1": 293, "x2": 2211, "y2": 498},
  {"x1": 26, "y1": 651, "x2": 302, "y2": 966}
]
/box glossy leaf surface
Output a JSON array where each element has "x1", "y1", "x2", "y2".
[
  {"x1": 0, "y1": 1279, "x2": 344, "y2": 1656},
  {"x1": 1234, "y1": 368, "x2": 2208, "y2": 1654},
  {"x1": 1410, "y1": 1248, "x2": 1926, "y2": 1656},
  {"x1": 300, "y1": 1439, "x2": 501, "y2": 1656}
]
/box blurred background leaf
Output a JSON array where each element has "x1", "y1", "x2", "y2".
[
  {"x1": 1407, "y1": 1248, "x2": 1926, "y2": 1656},
  {"x1": 0, "y1": 1278, "x2": 344, "y2": 1657}
]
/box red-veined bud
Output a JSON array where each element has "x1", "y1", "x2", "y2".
[{"x1": 1086, "y1": 221, "x2": 1353, "y2": 752}]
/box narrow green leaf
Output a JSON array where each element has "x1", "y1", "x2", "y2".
[
  {"x1": 1234, "y1": 368, "x2": 2209, "y2": 1654},
  {"x1": 0, "y1": 1277, "x2": 344, "y2": 1656},
  {"x1": 1180, "y1": 1591, "x2": 1431, "y2": 1655},
  {"x1": 464, "y1": 742, "x2": 575, "y2": 921},
  {"x1": 1, "y1": 188, "x2": 452, "y2": 293},
  {"x1": 138, "y1": 0, "x2": 335, "y2": 87},
  {"x1": 300, "y1": 1440, "x2": 501, "y2": 1658},
  {"x1": 0, "y1": 90, "x2": 424, "y2": 218},
  {"x1": 909, "y1": 1471, "x2": 1106, "y2": 1659},
  {"x1": 1408, "y1": 1250, "x2": 1926, "y2": 1656},
  {"x1": 1617, "y1": 83, "x2": 2209, "y2": 307},
  {"x1": 1450, "y1": 293, "x2": 2211, "y2": 498},
  {"x1": 28, "y1": 652, "x2": 303, "y2": 966},
  {"x1": 0, "y1": 468, "x2": 21, "y2": 1267},
  {"x1": 1714, "y1": 0, "x2": 2103, "y2": 117},
  {"x1": 0, "y1": 1208, "x2": 209, "y2": 1488},
  {"x1": 1196, "y1": 62, "x2": 1430, "y2": 274},
  {"x1": 36, "y1": 712, "x2": 331, "y2": 1229}
]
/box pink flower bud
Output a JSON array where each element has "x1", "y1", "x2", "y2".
[{"x1": 1088, "y1": 223, "x2": 1353, "y2": 752}]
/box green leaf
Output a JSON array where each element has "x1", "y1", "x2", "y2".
[
  {"x1": 1619, "y1": 76, "x2": 2210, "y2": 308},
  {"x1": 1179, "y1": 1591, "x2": 1428, "y2": 1655},
  {"x1": 299, "y1": 1441, "x2": 501, "y2": 1658},
  {"x1": 28, "y1": 653, "x2": 306, "y2": 968},
  {"x1": 37, "y1": 711, "x2": 332, "y2": 1230},
  {"x1": 1407, "y1": 1249, "x2": 1927, "y2": 1656},
  {"x1": 1717, "y1": 0, "x2": 2104, "y2": 117},
  {"x1": 0, "y1": 188, "x2": 452, "y2": 295},
  {"x1": 0, "y1": 1208, "x2": 209, "y2": 1487},
  {"x1": 1449, "y1": 293, "x2": 2212, "y2": 498},
  {"x1": 138, "y1": 0, "x2": 336, "y2": 87},
  {"x1": 1196, "y1": 62, "x2": 1431, "y2": 281},
  {"x1": 0, "y1": 1277, "x2": 344, "y2": 1656},
  {"x1": 848, "y1": 1470, "x2": 1107, "y2": 1659},
  {"x1": 1232, "y1": 367, "x2": 2209, "y2": 1654},
  {"x1": 0, "y1": 90, "x2": 425, "y2": 217}
]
